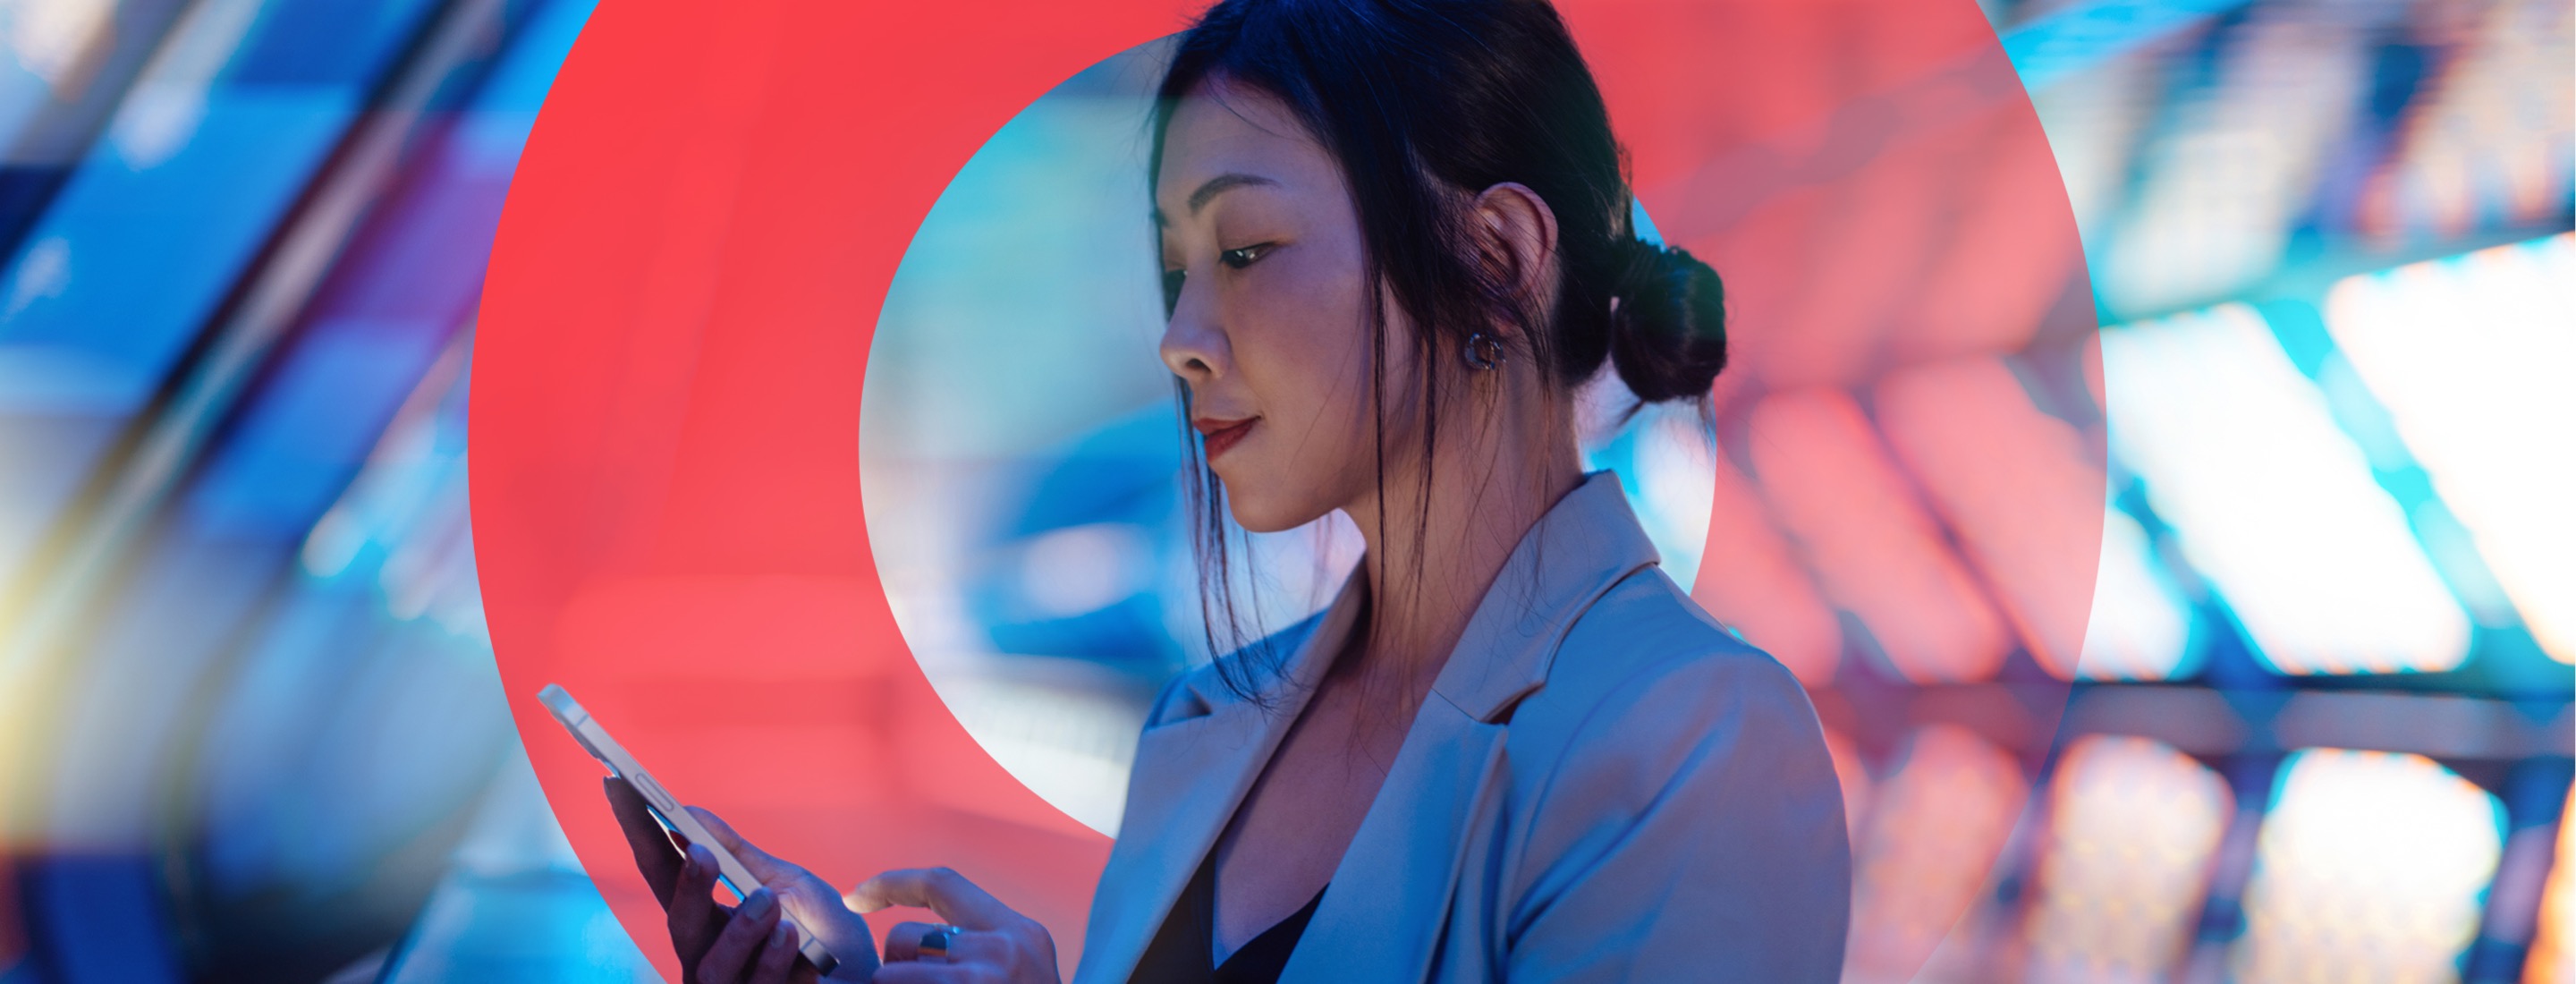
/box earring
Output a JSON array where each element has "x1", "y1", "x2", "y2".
[{"x1": 1464, "y1": 333, "x2": 1504, "y2": 370}]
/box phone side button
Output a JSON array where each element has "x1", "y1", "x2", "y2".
[{"x1": 634, "y1": 774, "x2": 678, "y2": 812}]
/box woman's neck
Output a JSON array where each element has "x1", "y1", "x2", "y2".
[{"x1": 1337, "y1": 421, "x2": 1584, "y2": 700}]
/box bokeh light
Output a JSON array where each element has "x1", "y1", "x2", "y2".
[
  {"x1": 2100, "y1": 303, "x2": 2470, "y2": 674},
  {"x1": 1846, "y1": 725, "x2": 2028, "y2": 982},
  {"x1": 2075, "y1": 506, "x2": 2197, "y2": 682},
  {"x1": 1748, "y1": 388, "x2": 2013, "y2": 684},
  {"x1": 2021, "y1": 735, "x2": 2233, "y2": 983},
  {"x1": 2528, "y1": 785, "x2": 2576, "y2": 984},
  {"x1": 2233, "y1": 749, "x2": 2505, "y2": 983},
  {"x1": 2324, "y1": 234, "x2": 2576, "y2": 664}
]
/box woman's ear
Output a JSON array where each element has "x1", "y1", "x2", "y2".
[{"x1": 1470, "y1": 182, "x2": 1560, "y2": 335}]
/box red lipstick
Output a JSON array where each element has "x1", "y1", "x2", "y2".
[{"x1": 1193, "y1": 416, "x2": 1258, "y2": 461}]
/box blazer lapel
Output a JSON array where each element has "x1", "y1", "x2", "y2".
[
  {"x1": 1078, "y1": 700, "x2": 1270, "y2": 982},
  {"x1": 1075, "y1": 576, "x2": 1363, "y2": 984},
  {"x1": 1279, "y1": 472, "x2": 1659, "y2": 982},
  {"x1": 1279, "y1": 695, "x2": 1511, "y2": 983},
  {"x1": 1081, "y1": 473, "x2": 1660, "y2": 983}
]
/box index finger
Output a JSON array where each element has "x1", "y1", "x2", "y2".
[
  {"x1": 605, "y1": 777, "x2": 684, "y2": 903},
  {"x1": 842, "y1": 868, "x2": 1013, "y2": 930},
  {"x1": 682, "y1": 805, "x2": 808, "y2": 886}
]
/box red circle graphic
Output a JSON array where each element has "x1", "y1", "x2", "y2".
[{"x1": 470, "y1": 1, "x2": 2095, "y2": 980}]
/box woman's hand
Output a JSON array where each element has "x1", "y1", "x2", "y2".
[
  {"x1": 847, "y1": 868, "x2": 1061, "y2": 983},
  {"x1": 606, "y1": 777, "x2": 882, "y2": 983}
]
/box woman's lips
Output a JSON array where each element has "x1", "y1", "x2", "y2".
[{"x1": 1196, "y1": 417, "x2": 1258, "y2": 461}]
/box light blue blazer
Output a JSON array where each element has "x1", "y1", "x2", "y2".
[{"x1": 1073, "y1": 471, "x2": 1852, "y2": 982}]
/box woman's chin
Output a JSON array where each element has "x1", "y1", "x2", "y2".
[{"x1": 1223, "y1": 488, "x2": 1326, "y2": 536}]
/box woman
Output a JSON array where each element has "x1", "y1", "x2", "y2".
[{"x1": 606, "y1": 0, "x2": 1851, "y2": 980}]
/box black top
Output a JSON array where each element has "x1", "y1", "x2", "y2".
[{"x1": 1128, "y1": 852, "x2": 1328, "y2": 984}]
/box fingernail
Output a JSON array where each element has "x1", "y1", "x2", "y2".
[
  {"x1": 742, "y1": 887, "x2": 775, "y2": 918},
  {"x1": 769, "y1": 920, "x2": 790, "y2": 948}
]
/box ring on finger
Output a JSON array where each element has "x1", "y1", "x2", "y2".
[{"x1": 918, "y1": 924, "x2": 962, "y2": 962}]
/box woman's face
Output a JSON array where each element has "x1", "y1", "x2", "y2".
[{"x1": 1157, "y1": 80, "x2": 1413, "y2": 533}]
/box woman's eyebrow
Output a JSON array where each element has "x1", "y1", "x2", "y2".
[{"x1": 1154, "y1": 173, "x2": 1279, "y2": 226}]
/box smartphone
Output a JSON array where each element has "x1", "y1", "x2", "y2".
[{"x1": 538, "y1": 683, "x2": 840, "y2": 975}]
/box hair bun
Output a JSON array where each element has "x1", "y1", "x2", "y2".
[{"x1": 1606, "y1": 238, "x2": 1729, "y2": 403}]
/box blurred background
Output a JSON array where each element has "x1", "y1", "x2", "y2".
[{"x1": 0, "y1": 0, "x2": 2566, "y2": 982}]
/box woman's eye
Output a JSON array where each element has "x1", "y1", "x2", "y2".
[
  {"x1": 1161, "y1": 267, "x2": 1185, "y2": 318},
  {"x1": 1219, "y1": 243, "x2": 1273, "y2": 269}
]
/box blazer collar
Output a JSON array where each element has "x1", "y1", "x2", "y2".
[
  {"x1": 1428, "y1": 470, "x2": 1662, "y2": 722},
  {"x1": 1281, "y1": 472, "x2": 1661, "y2": 981}
]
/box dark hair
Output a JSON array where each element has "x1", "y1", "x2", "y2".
[{"x1": 1151, "y1": 0, "x2": 1729, "y2": 700}]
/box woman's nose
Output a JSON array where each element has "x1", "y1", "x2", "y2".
[{"x1": 1158, "y1": 281, "x2": 1227, "y2": 382}]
